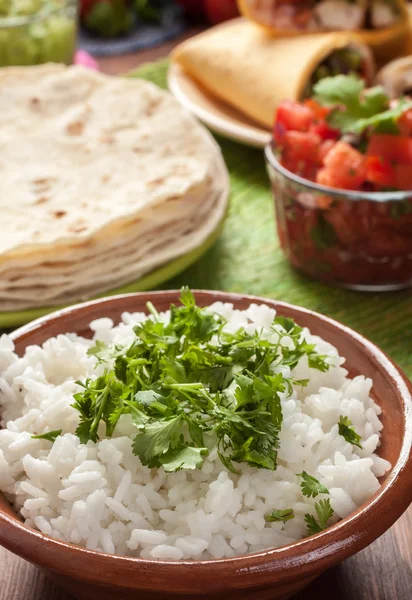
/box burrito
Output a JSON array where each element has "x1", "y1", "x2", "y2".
[
  {"x1": 0, "y1": 65, "x2": 230, "y2": 311},
  {"x1": 238, "y1": 0, "x2": 407, "y2": 34},
  {"x1": 377, "y1": 56, "x2": 412, "y2": 97},
  {"x1": 172, "y1": 19, "x2": 375, "y2": 129}
]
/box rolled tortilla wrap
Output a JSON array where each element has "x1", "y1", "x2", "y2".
[
  {"x1": 238, "y1": 0, "x2": 408, "y2": 36},
  {"x1": 171, "y1": 19, "x2": 374, "y2": 129},
  {"x1": 376, "y1": 56, "x2": 412, "y2": 98}
]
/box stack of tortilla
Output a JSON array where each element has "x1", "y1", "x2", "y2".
[{"x1": 0, "y1": 64, "x2": 229, "y2": 311}]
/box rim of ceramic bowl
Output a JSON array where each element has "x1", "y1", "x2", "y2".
[
  {"x1": 0, "y1": 0, "x2": 76, "y2": 28},
  {"x1": 1, "y1": 290, "x2": 412, "y2": 593},
  {"x1": 265, "y1": 143, "x2": 412, "y2": 203}
]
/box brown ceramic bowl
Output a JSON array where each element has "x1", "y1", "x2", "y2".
[{"x1": 1, "y1": 290, "x2": 412, "y2": 600}]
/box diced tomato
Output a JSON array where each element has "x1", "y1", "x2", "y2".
[
  {"x1": 280, "y1": 131, "x2": 321, "y2": 179},
  {"x1": 303, "y1": 99, "x2": 330, "y2": 120},
  {"x1": 367, "y1": 135, "x2": 412, "y2": 166},
  {"x1": 316, "y1": 142, "x2": 367, "y2": 190},
  {"x1": 394, "y1": 164, "x2": 412, "y2": 191},
  {"x1": 365, "y1": 156, "x2": 397, "y2": 188},
  {"x1": 310, "y1": 120, "x2": 340, "y2": 141},
  {"x1": 397, "y1": 108, "x2": 412, "y2": 136},
  {"x1": 318, "y1": 140, "x2": 336, "y2": 162},
  {"x1": 282, "y1": 131, "x2": 321, "y2": 161},
  {"x1": 275, "y1": 100, "x2": 315, "y2": 134}
]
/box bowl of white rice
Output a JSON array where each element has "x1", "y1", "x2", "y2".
[{"x1": 0, "y1": 290, "x2": 411, "y2": 600}]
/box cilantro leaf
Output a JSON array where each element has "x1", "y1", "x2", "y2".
[
  {"x1": 307, "y1": 352, "x2": 330, "y2": 373},
  {"x1": 338, "y1": 415, "x2": 363, "y2": 449},
  {"x1": 361, "y1": 86, "x2": 391, "y2": 116},
  {"x1": 132, "y1": 416, "x2": 183, "y2": 466},
  {"x1": 200, "y1": 365, "x2": 239, "y2": 393},
  {"x1": 71, "y1": 375, "x2": 117, "y2": 441},
  {"x1": 31, "y1": 429, "x2": 62, "y2": 443},
  {"x1": 160, "y1": 357, "x2": 187, "y2": 383},
  {"x1": 274, "y1": 316, "x2": 297, "y2": 334},
  {"x1": 217, "y1": 451, "x2": 240, "y2": 474},
  {"x1": 265, "y1": 509, "x2": 295, "y2": 523},
  {"x1": 348, "y1": 97, "x2": 412, "y2": 135},
  {"x1": 314, "y1": 74, "x2": 412, "y2": 135},
  {"x1": 185, "y1": 417, "x2": 205, "y2": 447},
  {"x1": 87, "y1": 340, "x2": 120, "y2": 365},
  {"x1": 135, "y1": 390, "x2": 165, "y2": 407},
  {"x1": 74, "y1": 419, "x2": 94, "y2": 444},
  {"x1": 87, "y1": 340, "x2": 107, "y2": 358},
  {"x1": 179, "y1": 286, "x2": 196, "y2": 308},
  {"x1": 314, "y1": 74, "x2": 365, "y2": 109},
  {"x1": 159, "y1": 445, "x2": 209, "y2": 472},
  {"x1": 305, "y1": 499, "x2": 334, "y2": 535},
  {"x1": 122, "y1": 400, "x2": 149, "y2": 428},
  {"x1": 299, "y1": 471, "x2": 329, "y2": 498}
]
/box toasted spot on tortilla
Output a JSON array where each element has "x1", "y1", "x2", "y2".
[{"x1": 66, "y1": 121, "x2": 84, "y2": 136}]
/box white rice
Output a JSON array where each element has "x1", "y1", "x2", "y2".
[{"x1": 0, "y1": 302, "x2": 391, "y2": 560}]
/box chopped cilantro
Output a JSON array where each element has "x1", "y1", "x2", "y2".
[
  {"x1": 314, "y1": 73, "x2": 365, "y2": 109},
  {"x1": 299, "y1": 471, "x2": 329, "y2": 498},
  {"x1": 314, "y1": 74, "x2": 412, "y2": 135},
  {"x1": 348, "y1": 97, "x2": 412, "y2": 135},
  {"x1": 265, "y1": 509, "x2": 295, "y2": 523},
  {"x1": 305, "y1": 498, "x2": 334, "y2": 535},
  {"x1": 159, "y1": 446, "x2": 209, "y2": 472},
  {"x1": 338, "y1": 415, "x2": 363, "y2": 449},
  {"x1": 31, "y1": 429, "x2": 62, "y2": 443},
  {"x1": 68, "y1": 289, "x2": 330, "y2": 472}
]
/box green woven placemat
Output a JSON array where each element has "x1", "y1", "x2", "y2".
[{"x1": 135, "y1": 59, "x2": 412, "y2": 378}]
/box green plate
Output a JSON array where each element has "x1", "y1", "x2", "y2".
[{"x1": 0, "y1": 216, "x2": 225, "y2": 329}]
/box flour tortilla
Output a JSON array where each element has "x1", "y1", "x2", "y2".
[
  {"x1": 172, "y1": 19, "x2": 374, "y2": 129},
  {"x1": 0, "y1": 64, "x2": 229, "y2": 310}
]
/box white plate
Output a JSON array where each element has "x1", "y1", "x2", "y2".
[{"x1": 168, "y1": 62, "x2": 271, "y2": 149}]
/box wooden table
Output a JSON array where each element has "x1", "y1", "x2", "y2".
[{"x1": 1, "y1": 30, "x2": 411, "y2": 600}]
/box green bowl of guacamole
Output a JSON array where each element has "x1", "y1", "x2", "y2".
[{"x1": 0, "y1": 0, "x2": 77, "y2": 67}]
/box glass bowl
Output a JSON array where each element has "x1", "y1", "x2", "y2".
[
  {"x1": 0, "y1": 0, "x2": 77, "y2": 67},
  {"x1": 265, "y1": 144, "x2": 412, "y2": 291}
]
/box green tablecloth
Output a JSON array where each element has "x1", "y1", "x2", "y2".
[{"x1": 136, "y1": 59, "x2": 412, "y2": 378}]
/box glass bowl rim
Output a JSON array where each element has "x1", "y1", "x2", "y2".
[
  {"x1": 265, "y1": 143, "x2": 412, "y2": 203},
  {"x1": 0, "y1": 0, "x2": 75, "y2": 28}
]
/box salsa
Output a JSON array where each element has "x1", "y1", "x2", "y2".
[
  {"x1": 274, "y1": 75, "x2": 412, "y2": 192},
  {"x1": 268, "y1": 74, "x2": 412, "y2": 290}
]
